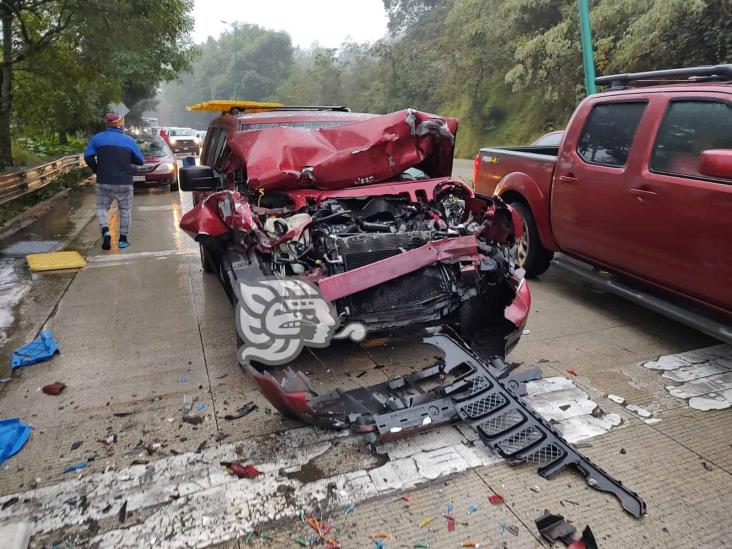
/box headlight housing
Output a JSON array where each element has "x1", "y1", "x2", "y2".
[{"x1": 153, "y1": 162, "x2": 175, "y2": 174}]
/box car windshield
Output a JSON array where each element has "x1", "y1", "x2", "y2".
[
  {"x1": 136, "y1": 137, "x2": 168, "y2": 155},
  {"x1": 169, "y1": 128, "x2": 196, "y2": 136}
]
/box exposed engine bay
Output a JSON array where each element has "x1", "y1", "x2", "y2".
[{"x1": 179, "y1": 109, "x2": 530, "y2": 353}]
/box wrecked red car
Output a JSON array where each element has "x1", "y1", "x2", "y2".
[{"x1": 178, "y1": 103, "x2": 530, "y2": 354}]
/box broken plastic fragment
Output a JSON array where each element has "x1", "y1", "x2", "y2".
[
  {"x1": 607, "y1": 394, "x2": 625, "y2": 404},
  {"x1": 468, "y1": 504, "x2": 478, "y2": 514},
  {"x1": 488, "y1": 494, "x2": 504, "y2": 505},
  {"x1": 419, "y1": 516, "x2": 435, "y2": 527},
  {"x1": 565, "y1": 368, "x2": 577, "y2": 376},
  {"x1": 63, "y1": 461, "x2": 87, "y2": 473},
  {"x1": 535, "y1": 510, "x2": 576, "y2": 544},
  {"x1": 221, "y1": 462, "x2": 261, "y2": 478},
  {"x1": 461, "y1": 542, "x2": 479, "y2": 548},
  {"x1": 447, "y1": 517, "x2": 456, "y2": 532},
  {"x1": 42, "y1": 382, "x2": 66, "y2": 395},
  {"x1": 345, "y1": 503, "x2": 354, "y2": 514},
  {"x1": 12, "y1": 330, "x2": 59, "y2": 369}
]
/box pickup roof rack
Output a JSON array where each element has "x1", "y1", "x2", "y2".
[
  {"x1": 186, "y1": 100, "x2": 350, "y2": 114},
  {"x1": 596, "y1": 64, "x2": 732, "y2": 89}
]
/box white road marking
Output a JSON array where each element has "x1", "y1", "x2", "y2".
[
  {"x1": 642, "y1": 345, "x2": 732, "y2": 410},
  {"x1": 0, "y1": 376, "x2": 620, "y2": 547}
]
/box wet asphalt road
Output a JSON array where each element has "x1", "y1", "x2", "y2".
[{"x1": 0, "y1": 176, "x2": 730, "y2": 547}]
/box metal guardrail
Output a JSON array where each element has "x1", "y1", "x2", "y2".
[{"x1": 0, "y1": 154, "x2": 85, "y2": 206}]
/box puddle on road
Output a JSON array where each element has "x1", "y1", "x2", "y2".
[
  {"x1": 0, "y1": 258, "x2": 30, "y2": 346},
  {"x1": 1, "y1": 240, "x2": 63, "y2": 257}
]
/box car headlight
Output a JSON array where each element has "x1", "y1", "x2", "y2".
[{"x1": 153, "y1": 162, "x2": 175, "y2": 173}]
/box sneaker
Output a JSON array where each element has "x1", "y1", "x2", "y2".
[
  {"x1": 102, "y1": 230, "x2": 111, "y2": 251},
  {"x1": 118, "y1": 239, "x2": 130, "y2": 249}
]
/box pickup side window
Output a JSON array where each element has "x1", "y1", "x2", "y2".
[
  {"x1": 651, "y1": 100, "x2": 732, "y2": 182},
  {"x1": 577, "y1": 102, "x2": 647, "y2": 167}
]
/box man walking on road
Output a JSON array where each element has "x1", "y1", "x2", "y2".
[{"x1": 84, "y1": 113, "x2": 144, "y2": 250}]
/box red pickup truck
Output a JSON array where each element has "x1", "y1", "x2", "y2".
[{"x1": 474, "y1": 65, "x2": 732, "y2": 339}]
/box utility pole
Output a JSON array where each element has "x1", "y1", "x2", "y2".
[
  {"x1": 221, "y1": 20, "x2": 239, "y2": 99},
  {"x1": 578, "y1": 0, "x2": 597, "y2": 95}
]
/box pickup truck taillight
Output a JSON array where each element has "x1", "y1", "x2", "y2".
[{"x1": 472, "y1": 154, "x2": 480, "y2": 185}]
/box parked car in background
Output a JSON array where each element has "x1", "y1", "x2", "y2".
[
  {"x1": 132, "y1": 136, "x2": 178, "y2": 191},
  {"x1": 472, "y1": 65, "x2": 732, "y2": 342},
  {"x1": 530, "y1": 130, "x2": 564, "y2": 147},
  {"x1": 167, "y1": 127, "x2": 201, "y2": 154}
]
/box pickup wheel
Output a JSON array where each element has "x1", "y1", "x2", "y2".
[{"x1": 510, "y1": 201, "x2": 553, "y2": 277}]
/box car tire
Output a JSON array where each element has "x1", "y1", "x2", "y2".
[
  {"x1": 200, "y1": 242, "x2": 215, "y2": 273},
  {"x1": 170, "y1": 179, "x2": 179, "y2": 192},
  {"x1": 510, "y1": 201, "x2": 553, "y2": 277}
]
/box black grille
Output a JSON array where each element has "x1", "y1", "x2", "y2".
[{"x1": 348, "y1": 267, "x2": 450, "y2": 315}]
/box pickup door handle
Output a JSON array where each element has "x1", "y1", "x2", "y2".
[
  {"x1": 629, "y1": 187, "x2": 657, "y2": 196},
  {"x1": 558, "y1": 174, "x2": 578, "y2": 184}
]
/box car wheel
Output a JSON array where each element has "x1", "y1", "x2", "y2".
[
  {"x1": 200, "y1": 242, "x2": 215, "y2": 273},
  {"x1": 170, "y1": 178, "x2": 179, "y2": 192},
  {"x1": 510, "y1": 201, "x2": 553, "y2": 277}
]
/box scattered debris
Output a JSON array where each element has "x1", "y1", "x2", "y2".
[
  {"x1": 619, "y1": 448, "x2": 626, "y2": 455},
  {"x1": 522, "y1": 329, "x2": 530, "y2": 335},
  {"x1": 182, "y1": 415, "x2": 204, "y2": 425},
  {"x1": 224, "y1": 402, "x2": 257, "y2": 420},
  {"x1": 468, "y1": 504, "x2": 478, "y2": 514},
  {"x1": 506, "y1": 525, "x2": 519, "y2": 536},
  {"x1": 535, "y1": 510, "x2": 577, "y2": 544},
  {"x1": 221, "y1": 461, "x2": 261, "y2": 478},
  {"x1": 118, "y1": 500, "x2": 128, "y2": 523},
  {"x1": 70, "y1": 441, "x2": 83, "y2": 451},
  {"x1": 488, "y1": 494, "x2": 504, "y2": 505},
  {"x1": 97, "y1": 434, "x2": 117, "y2": 447},
  {"x1": 0, "y1": 418, "x2": 31, "y2": 465},
  {"x1": 249, "y1": 327, "x2": 645, "y2": 518},
  {"x1": 345, "y1": 503, "x2": 354, "y2": 514},
  {"x1": 703, "y1": 462, "x2": 713, "y2": 471},
  {"x1": 42, "y1": 382, "x2": 66, "y2": 395},
  {"x1": 626, "y1": 404, "x2": 652, "y2": 418},
  {"x1": 568, "y1": 526, "x2": 598, "y2": 549},
  {"x1": 560, "y1": 499, "x2": 579, "y2": 507},
  {"x1": 643, "y1": 417, "x2": 662, "y2": 425},
  {"x1": 446, "y1": 515, "x2": 456, "y2": 532},
  {"x1": 182, "y1": 394, "x2": 194, "y2": 414},
  {"x1": 12, "y1": 330, "x2": 59, "y2": 369},
  {"x1": 419, "y1": 516, "x2": 435, "y2": 528},
  {"x1": 565, "y1": 368, "x2": 577, "y2": 376},
  {"x1": 607, "y1": 394, "x2": 625, "y2": 404},
  {"x1": 414, "y1": 543, "x2": 430, "y2": 548},
  {"x1": 530, "y1": 486, "x2": 540, "y2": 493},
  {"x1": 1, "y1": 496, "x2": 19, "y2": 510},
  {"x1": 401, "y1": 495, "x2": 410, "y2": 504},
  {"x1": 63, "y1": 461, "x2": 87, "y2": 473},
  {"x1": 196, "y1": 402, "x2": 206, "y2": 413},
  {"x1": 461, "y1": 542, "x2": 479, "y2": 548}
]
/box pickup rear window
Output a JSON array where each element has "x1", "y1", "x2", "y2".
[
  {"x1": 577, "y1": 102, "x2": 647, "y2": 167},
  {"x1": 651, "y1": 100, "x2": 732, "y2": 181}
]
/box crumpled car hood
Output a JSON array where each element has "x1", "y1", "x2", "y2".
[{"x1": 226, "y1": 109, "x2": 458, "y2": 190}]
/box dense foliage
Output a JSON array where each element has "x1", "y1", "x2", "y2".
[
  {"x1": 1, "y1": 0, "x2": 196, "y2": 167},
  {"x1": 158, "y1": 0, "x2": 731, "y2": 158}
]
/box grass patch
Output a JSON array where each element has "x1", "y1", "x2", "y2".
[{"x1": 0, "y1": 167, "x2": 92, "y2": 227}]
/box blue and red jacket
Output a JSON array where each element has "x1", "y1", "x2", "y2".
[{"x1": 84, "y1": 127, "x2": 144, "y2": 185}]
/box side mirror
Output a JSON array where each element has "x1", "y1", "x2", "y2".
[
  {"x1": 179, "y1": 165, "x2": 219, "y2": 192},
  {"x1": 699, "y1": 149, "x2": 732, "y2": 180}
]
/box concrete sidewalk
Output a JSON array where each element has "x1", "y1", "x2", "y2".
[{"x1": 0, "y1": 186, "x2": 730, "y2": 548}]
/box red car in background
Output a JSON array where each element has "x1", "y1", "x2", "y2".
[
  {"x1": 132, "y1": 136, "x2": 178, "y2": 191},
  {"x1": 473, "y1": 65, "x2": 732, "y2": 342},
  {"x1": 177, "y1": 102, "x2": 530, "y2": 356}
]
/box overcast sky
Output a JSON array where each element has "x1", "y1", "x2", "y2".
[{"x1": 192, "y1": 0, "x2": 389, "y2": 48}]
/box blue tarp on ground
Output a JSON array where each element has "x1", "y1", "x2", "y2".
[
  {"x1": 11, "y1": 330, "x2": 59, "y2": 369},
  {"x1": 0, "y1": 418, "x2": 31, "y2": 465}
]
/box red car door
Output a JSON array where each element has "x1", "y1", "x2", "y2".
[
  {"x1": 551, "y1": 98, "x2": 649, "y2": 271},
  {"x1": 625, "y1": 94, "x2": 732, "y2": 312}
]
